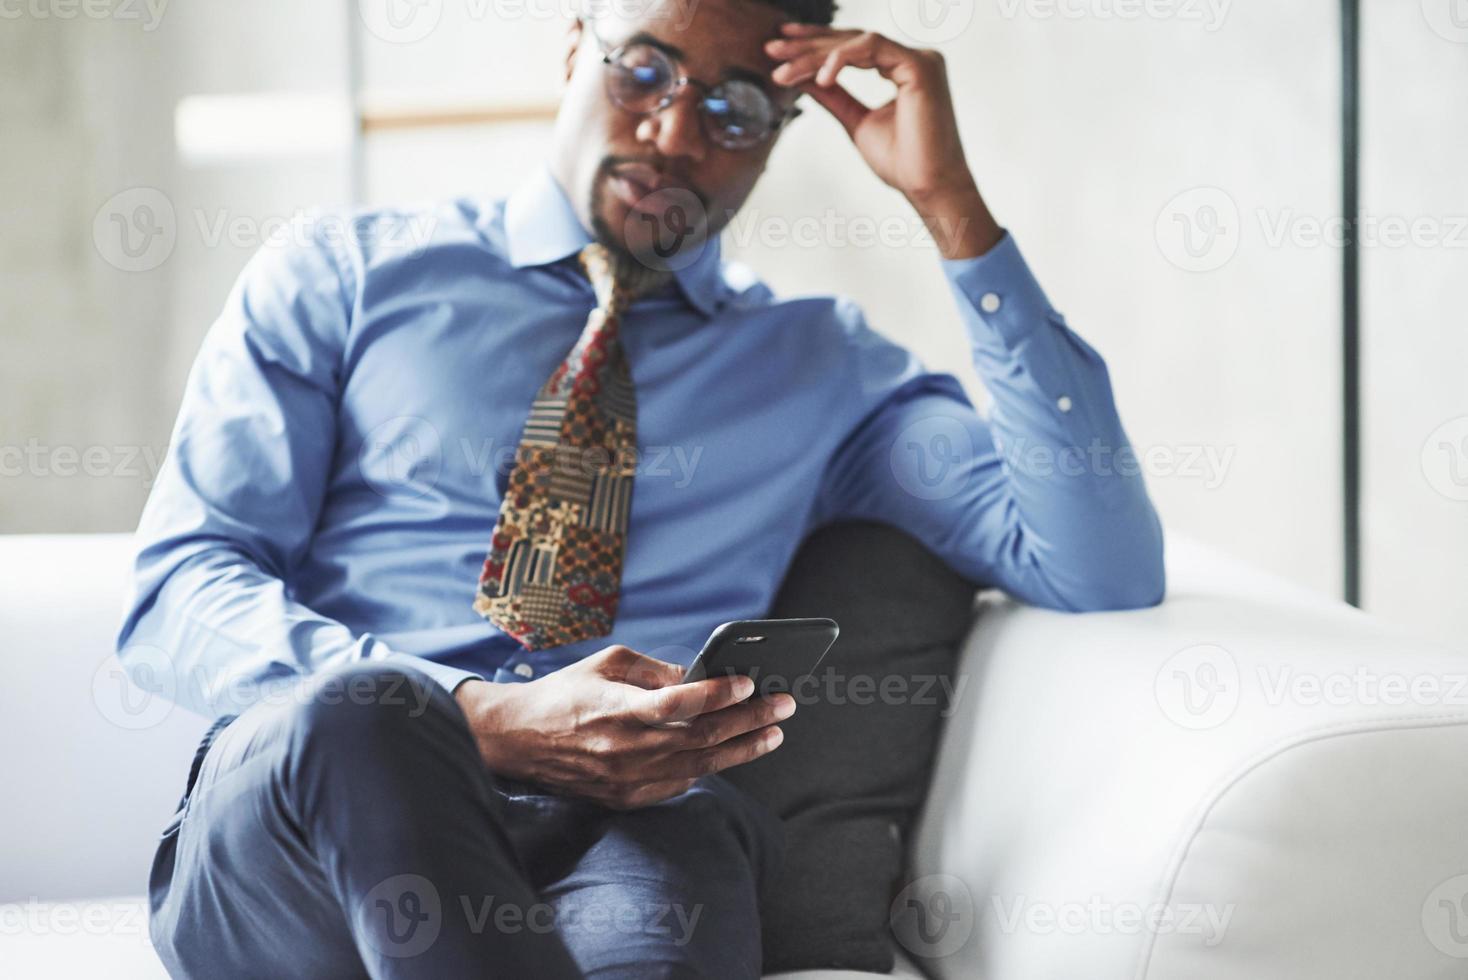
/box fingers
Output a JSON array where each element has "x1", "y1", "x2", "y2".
[
  {"x1": 598, "y1": 778, "x2": 698, "y2": 811},
  {"x1": 626, "y1": 673, "x2": 756, "y2": 727},
  {"x1": 767, "y1": 30, "x2": 931, "y2": 89},
  {"x1": 681, "y1": 692, "x2": 796, "y2": 751},
  {"x1": 593, "y1": 645, "x2": 685, "y2": 689},
  {"x1": 799, "y1": 81, "x2": 870, "y2": 137},
  {"x1": 662, "y1": 724, "x2": 786, "y2": 781}
]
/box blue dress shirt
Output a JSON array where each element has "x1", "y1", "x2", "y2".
[{"x1": 118, "y1": 166, "x2": 1164, "y2": 716}]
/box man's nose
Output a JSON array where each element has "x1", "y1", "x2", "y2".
[{"x1": 636, "y1": 89, "x2": 707, "y2": 162}]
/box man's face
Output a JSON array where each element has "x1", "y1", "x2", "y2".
[{"x1": 550, "y1": 0, "x2": 798, "y2": 267}]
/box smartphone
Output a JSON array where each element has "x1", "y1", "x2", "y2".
[{"x1": 682, "y1": 618, "x2": 839, "y2": 695}]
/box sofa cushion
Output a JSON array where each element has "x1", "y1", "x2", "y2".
[{"x1": 722, "y1": 521, "x2": 979, "y2": 974}]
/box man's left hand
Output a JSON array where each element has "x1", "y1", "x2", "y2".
[{"x1": 767, "y1": 24, "x2": 1004, "y2": 260}]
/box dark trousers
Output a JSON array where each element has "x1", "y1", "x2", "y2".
[{"x1": 146, "y1": 662, "x2": 785, "y2": 979}]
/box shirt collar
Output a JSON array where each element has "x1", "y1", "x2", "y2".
[{"x1": 502, "y1": 165, "x2": 726, "y2": 317}]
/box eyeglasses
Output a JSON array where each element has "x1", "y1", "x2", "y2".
[{"x1": 587, "y1": 21, "x2": 801, "y2": 151}]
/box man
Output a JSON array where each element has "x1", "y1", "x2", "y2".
[{"x1": 119, "y1": 0, "x2": 1164, "y2": 976}]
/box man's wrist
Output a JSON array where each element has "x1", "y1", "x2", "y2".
[
  {"x1": 454, "y1": 678, "x2": 522, "y2": 773},
  {"x1": 907, "y1": 179, "x2": 1003, "y2": 261}
]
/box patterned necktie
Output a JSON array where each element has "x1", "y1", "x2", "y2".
[{"x1": 473, "y1": 243, "x2": 669, "y2": 651}]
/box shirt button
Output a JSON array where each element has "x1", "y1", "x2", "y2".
[
  {"x1": 1057, "y1": 395, "x2": 1074, "y2": 413},
  {"x1": 979, "y1": 292, "x2": 1002, "y2": 314},
  {"x1": 512, "y1": 663, "x2": 534, "y2": 679}
]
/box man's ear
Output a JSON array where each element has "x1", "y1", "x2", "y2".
[{"x1": 563, "y1": 17, "x2": 584, "y2": 85}]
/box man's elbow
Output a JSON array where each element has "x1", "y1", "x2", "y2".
[
  {"x1": 1073, "y1": 567, "x2": 1166, "y2": 611},
  {"x1": 1073, "y1": 533, "x2": 1167, "y2": 611}
]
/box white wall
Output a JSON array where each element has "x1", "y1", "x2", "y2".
[
  {"x1": 1, "y1": 14, "x2": 178, "y2": 533},
  {"x1": 1, "y1": 1, "x2": 352, "y2": 534}
]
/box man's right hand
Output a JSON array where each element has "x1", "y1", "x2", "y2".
[{"x1": 453, "y1": 645, "x2": 794, "y2": 810}]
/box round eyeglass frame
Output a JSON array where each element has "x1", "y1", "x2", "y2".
[{"x1": 587, "y1": 20, "x2": 802, "y2": 150}]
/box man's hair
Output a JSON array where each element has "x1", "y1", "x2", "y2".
[{"x1": 754, "y1": 0, "x2": 836, "y2": 25}]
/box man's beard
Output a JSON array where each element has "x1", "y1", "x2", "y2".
[{"x1": 587, "y1": 156, "x2": 716, "y2": 286}]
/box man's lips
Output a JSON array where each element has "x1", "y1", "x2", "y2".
[{"x1": 607, "y1": 165, "x2": 688, "y2": 210}]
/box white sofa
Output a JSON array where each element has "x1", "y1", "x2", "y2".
[{"x1": 4, "y1": 532, "x2": 1467, "y2": 979}]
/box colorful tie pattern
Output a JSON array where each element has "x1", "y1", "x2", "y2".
[{"x1": 473, "y1": 243, "x2": 667, "y2": 651}]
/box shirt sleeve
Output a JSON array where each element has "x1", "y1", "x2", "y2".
[
  {"x1": 810, "y1": 232, "x2": 1165, "y2": 612},
  {"x1": 115, "y1": 223, "x2": 483, "y2": 718}
]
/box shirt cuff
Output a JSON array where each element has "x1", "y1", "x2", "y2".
[
  {"x1": 380, "y1": 648, "x2": 485, "y2": 695},
  {"x1": 940, "y1": 231, "x2": 1057, "y2": 351}
]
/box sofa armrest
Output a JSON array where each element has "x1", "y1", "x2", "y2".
[
  {"x1": 0, "y1": 534, "x2": 207, "y2": 904},
  {"x1": 903, "y1": 536, "x2": 1468, "y2": 980}
]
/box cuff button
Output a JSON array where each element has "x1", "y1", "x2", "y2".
[
  {"x1": 1057, "y1": 395, "x2": 1074, "y2": 413},
  {"x1": 979, "y1": 292, "x2": 1002, "y2": 314}
]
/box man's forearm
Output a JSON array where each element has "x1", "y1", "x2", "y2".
[{"x1": 906, "y1": 178, "x2": 1005, "y2": 261}]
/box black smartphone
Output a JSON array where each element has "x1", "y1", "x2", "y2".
[{"x1": 682, "y1": 618, "x2": 839, "y2": 695}]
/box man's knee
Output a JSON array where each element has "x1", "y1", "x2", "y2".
[{"x1": 288, "y1": 662, "x2": 464, "y2": 762}]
